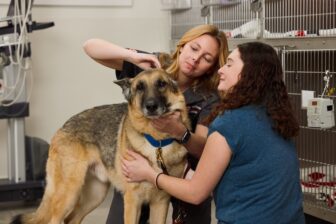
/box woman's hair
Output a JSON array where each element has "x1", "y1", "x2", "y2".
[
  {"x1": 166, "y1": 24, "x2": 229, "y2": 91},
  {"x1": 209, "y1": 42, "x2": 299, "y2": 139}
]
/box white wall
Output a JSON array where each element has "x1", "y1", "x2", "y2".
[{"x1": 0, "y1": 1, "x2": 170, "y2": 178}]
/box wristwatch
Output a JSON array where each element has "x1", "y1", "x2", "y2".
[{"x1": 177, "y1": 128, "x2": 191, "y2": 144}]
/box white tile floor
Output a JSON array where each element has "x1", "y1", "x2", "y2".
[{"x1": 0, "y1": 189, "x2": 217, "y2": 224}]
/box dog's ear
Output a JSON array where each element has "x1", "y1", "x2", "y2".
[{"x1": 114, "y1": 78, "x2": 132, "y2": 101}]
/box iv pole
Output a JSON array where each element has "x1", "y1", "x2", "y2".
[{"x1": 0, "y1": 0, "x2": 54, "y2": 202}]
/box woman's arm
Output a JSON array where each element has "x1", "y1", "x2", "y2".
[
  {"x1": 83, "y1": 38, "x2": 161, "y2": 70},
  {"x1": 184, "y1": 124, "x2": 208, "y2": 158},
  {"x1": 122, "y1": 131, "x2": 232, "y2": 204},
  {"x1": 185, "y1": 94, "x2": 220, "y2": 157}
]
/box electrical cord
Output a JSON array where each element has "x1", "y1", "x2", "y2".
[{"x1": 0, "y1": 0, "x2": 33, "y2": 107}]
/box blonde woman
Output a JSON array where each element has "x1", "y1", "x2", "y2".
[{"x1": 84, "y1": 24, "x2": 229, "y2": 224}]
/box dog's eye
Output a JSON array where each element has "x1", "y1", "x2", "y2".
[
  {"x1": 157, "y1": 80, "x2": 167, "y2": 89},
  {"x1": 136, "y1": 82, "x2": 145, "y2": 92}
]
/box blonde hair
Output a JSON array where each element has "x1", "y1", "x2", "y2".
[{"x1": 166, "y1": 24, "x2": 228, "y2": 91}]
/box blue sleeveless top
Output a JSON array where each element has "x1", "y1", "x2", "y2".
[{"x1": 208, "y1": 105, "x2": 305, "y2": 224}]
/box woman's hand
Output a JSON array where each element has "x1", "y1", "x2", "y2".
[
  {"x1": 122, "y1": 150, "x2": 156, "y2": 183},
  {"x1": 127, "y1": 50, "x2": 161, "y2": 70},
  {"x1": 151, "y1": 111, "x2": 187, "y2": 139}
]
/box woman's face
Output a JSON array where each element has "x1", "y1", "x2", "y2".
[
  {"x1": 178, "y1": 34, "x2": 219, "y2": 78},
  {"x1": 217, "y1": 48, "x2": 244, "y2": 91}
]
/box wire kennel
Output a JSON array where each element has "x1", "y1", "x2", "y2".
[{"x1": 282, "y1": 48, "x2": 336, "y2": 223}]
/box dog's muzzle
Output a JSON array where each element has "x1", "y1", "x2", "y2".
[{"x1": 143, "y1": 98, "x2": 168, "y2": 117}]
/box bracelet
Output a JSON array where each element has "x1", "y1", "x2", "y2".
[{"x1": 155, "y1": 172, "x2": 164, "y2": 190}]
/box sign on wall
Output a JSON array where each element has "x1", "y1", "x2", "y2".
[{"x1": 0, "y1": 0, "x2": 132, "y2": 6}]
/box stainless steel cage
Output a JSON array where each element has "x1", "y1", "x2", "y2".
[
  {"x1": 166, "y1": 0, "x2": 336, "y2": 46},
  {"x1": 282, "y1": 49, "x2": 336, "y2": 223},
  {"x1": 170, "y1": 0, "x2": 205, "y2": 40},
  {"x1": 264, "y1": 0, "x2": 336, "y2": 38},
  {"x1": 210, "y1": 0, "x2": 260, "y2": 39}
]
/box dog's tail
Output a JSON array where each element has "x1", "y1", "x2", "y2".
[
  {"x1": 9, "y1": 142, "x2": 61, "y2": 224},
  {"x1": 10, "y1": 214, "x2": 25, "y2": 224},
  {"x1": 10, "y1": 131, "x2": 97, "y2": 224},
  {"x1": 10, "y1": 211, "x2": 48, "y2": 224},
  {"x1": 9, "y1": 171, "x2": 56, "y2": 224},
  {"x1": 9, "y1": 187, "x2": 54, "y2": 224}
]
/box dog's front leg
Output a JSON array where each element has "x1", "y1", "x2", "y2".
[
  {"x1": 124, "y1": 190, "x2": 142, "y2": 224},
  {"x1": 149, "y1": 194, "x2": 170, "y2": 224}
]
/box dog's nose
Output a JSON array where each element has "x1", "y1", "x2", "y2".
[{"x1": 145, "y1": 99, "x2": 158, "y2": 113}]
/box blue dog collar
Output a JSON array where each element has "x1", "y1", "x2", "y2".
[{"x1": 144, "y1": 134, "x2": 174, "y2": 148}]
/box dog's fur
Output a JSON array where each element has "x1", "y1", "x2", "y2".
[{"x1": 11, "y1": 69, "x2": 189, "y2": 224}]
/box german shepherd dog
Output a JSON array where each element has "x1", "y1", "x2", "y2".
[{"x1": 12, "y1": 69, "x2": 189, "y2": 224}]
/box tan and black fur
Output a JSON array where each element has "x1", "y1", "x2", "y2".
[{"x1": 11, "y1": 69, "x2": 189, "y2": 224}]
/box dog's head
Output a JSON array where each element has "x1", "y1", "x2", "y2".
[{"x1": 114, "y1": 69, "x2": 186, "y2": 119}]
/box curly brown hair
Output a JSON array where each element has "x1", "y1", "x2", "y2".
[{"x1": 207, "y1": 42, "x2": 299, "y2": 139}]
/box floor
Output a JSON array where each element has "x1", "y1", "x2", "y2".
[{"x1": 0, "y1": 188, "x2": 217, "y2": 224}]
